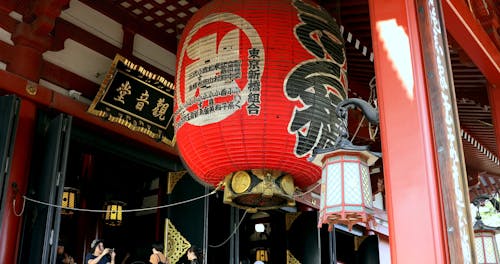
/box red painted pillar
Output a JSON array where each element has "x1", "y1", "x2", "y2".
[
  {"x1": 0, "y1": 20, "x2": 46, "y2": 264},
  {"x1": 368, "y1": 0, "x2": 448, "y2": 263},
  {"x1": 1, "y1": 1, "x2": 69, "y2": 261},
  {"x1": 0, "y1": 100, "x2": 36, "y2": 264},
  {"x1": 488, "y1": 84, "x2": 500, "y2": 154},
  {"x1": 0, "y1": 14, "x2": 48, "y2": 264},
  {"x1": 1, "y1": 2, "x2": 62, "y2": 261},
  {"x1": 442, "y1": 0, "x2": 500, "y2": 88}
]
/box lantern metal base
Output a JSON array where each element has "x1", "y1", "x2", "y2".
[
  {"x1": 319, "y1": 212, "x2": 375, "y2": 231},
  {"x1": 223, "y1": 169, "x2": 296, "y2": 210}
]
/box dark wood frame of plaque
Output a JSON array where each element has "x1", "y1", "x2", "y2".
[{"x1": 87, "y1": 54, "x2": 176, "y2": 146}]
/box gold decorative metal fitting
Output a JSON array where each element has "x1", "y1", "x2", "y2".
[
  {"x1": 165, "y1": 218, "x2": 191, "y2": 264},
  {"x1": 223, "y1": 169, "x2": 296, "y2": 210},
  {"x1": 26, "y1": 81, "x2": 37, "y2": 95},
  {"x1": 287, "y1": 250, "x2": 301, "y2": 264},
  {"x1": 167, "y1": 171, "x2": 187, "y2": 194}
]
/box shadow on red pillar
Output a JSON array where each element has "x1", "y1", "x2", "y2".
[{"x1": 368, "y1": 0, "x2": 449, "y2": 262}]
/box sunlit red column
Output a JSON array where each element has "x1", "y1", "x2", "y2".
[{"x1": 368, "y1": 0, "x2": 448, "y2": 262}]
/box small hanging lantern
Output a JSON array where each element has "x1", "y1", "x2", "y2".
[
  {"x1": 61, "y1": 187, "x2": 79, "y2": 215},
  {"x1": 314, "y1": 98, "x2": 380, "y2": 231},
  {"x1": 104, "y1": 200, "x2": 126, "y2": 226},
  {"x1": 256, "y1": 248, "x2": 269, "y2": 262},
  {"x1": 318, "y1": 149, "x2": 378, "y2": 231},
  {"x1": 474, "y1": 210, "x2": 500, "y2": 263}
]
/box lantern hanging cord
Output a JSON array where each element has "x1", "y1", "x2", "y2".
[
  {"x1": 293, "y1": 182, "x2": 321, "y2": 197},
  {"x1": 13, "y1": 189, "x2": 218, "y2": 216},
  {"x1": 208, "y1": 209, "x2": 249, "y2": 248}
]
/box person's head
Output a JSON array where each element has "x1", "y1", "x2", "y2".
[
  {"x1": 62, "y1": 252, "x2": 74, "y2": 264},
  {"x1": 187, "y1": 245, "x2": 202, "y2": 261},
  {"x1": 90, "y1": 239, "x2": 104, "y2": 255},
  {"x1": 152, "y1": 242, "x2": 164, "y2": 254},
  {"x1": 57, "y1": 240, "x2": 65, "y2": 255}
]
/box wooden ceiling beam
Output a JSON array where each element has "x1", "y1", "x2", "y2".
[
  {"x1": 0, "y1": 40, "x2": 13, "y2": 63},
  {"x1": 79, "y1": 0, "x2": 178, "y2": 54},
  {"x1": 0, "y1": 0, "x2": 16, "y2": 13},
  {"x1": 40, "y1": 60, "x2": 99, "y2": 99},
  {"x1": 0, "y1": 8, "x2": 17, "y2": 32},
  {"x1": 443, "y1": 0, "x2": 500, "y2": 88}
]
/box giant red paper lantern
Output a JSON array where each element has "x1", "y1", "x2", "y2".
[{"x1": 174, "y1": 0, "x2": 348, "y2": 208}]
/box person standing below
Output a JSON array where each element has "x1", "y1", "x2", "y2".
[
  {"x1": 56, "y1": 240, "x2": 75, "y2": 264},
  {"x1": 85, "y1": 239, "x2": 116, "y2": 264},
  {"x1": 186, "y1": 246, "x2": 203, "y2": 264},
  {"x1": 149, "y1": 242, "x2": 168, "y2": 264}
]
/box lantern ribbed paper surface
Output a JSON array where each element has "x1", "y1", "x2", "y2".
[
  {"x1": 318, "y1": 150, "x2": 376, "y2": 230},
  {"x1": 174, "y1": 0, "x2": 348, "y2": 188},
  {"x1": 475, "y1": 230, "x2": 500, "y2": 263}
]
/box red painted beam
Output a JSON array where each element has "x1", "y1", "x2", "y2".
[
  {"x1": 0, "y1": 0, "x2": 16, "y2": 14},
  {"x1": 0, "y1": 41, "x2": 13, "y2": 64},
  {"x1": 51, "y1": 18, "x2": 118, "y2": 57},
  {"x1": 368, "y1": 0, "x2": 448, "y2": 262},
  {"x1": 50, "y1": 18, "x2": 175, "y2": 83},
  {"x1": 443, "y1": 0, "x2": 500, "y2": 88},
  {"x1": 0, "y1": 8, "x2": 17, "y2": 32},
  {"x1": 40, "y1": 60, "x2": 99, "y2": 99},
  {"x1": 0, "y1": 70, "x2": 179, "y2": 158}
]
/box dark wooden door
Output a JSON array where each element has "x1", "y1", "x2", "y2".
[{"x1": 19, "y1": 113, "x2": 72, "y2": 264}]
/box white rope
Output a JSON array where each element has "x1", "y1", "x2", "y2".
[
  {"x1": 13, "y1": 197, "x2": 26, "y2": 217},
  {"x1": 208, "y1": 209, "x2": 249, "y2": 248},
  {"x1": 16, "y1": 189, "x2": 217, "y2": 215}
]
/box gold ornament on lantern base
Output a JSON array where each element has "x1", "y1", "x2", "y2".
[{"x1": 223, "y1": 169, "x2": 295, "y2": 210}]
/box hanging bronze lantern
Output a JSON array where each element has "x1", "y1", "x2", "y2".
[
  {"x1": 61, "y1": 187, "x2": 79, "y2": 215},
  {"x1": 104, "y1": 200, "x2": 126, "y2": 226},
  {"x1": 174, "y1": 0, "x2": 348, "y2": 209}
]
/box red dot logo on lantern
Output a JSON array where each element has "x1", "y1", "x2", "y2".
[{"x1": 174, "y1": 0, "x2": 348, "y2": 189}]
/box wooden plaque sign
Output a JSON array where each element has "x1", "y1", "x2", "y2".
[{"x1": 88, "y1": 54, "x2": 176, "y2": 146}]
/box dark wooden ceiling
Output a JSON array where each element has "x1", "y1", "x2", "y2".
[{"x1": 73, "y1": 0, "x2": 498, "y2": 199}]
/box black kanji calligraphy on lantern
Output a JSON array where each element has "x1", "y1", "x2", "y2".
[{"x1": 88, "y1": 54, "x2": 176, "y2": 146}]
